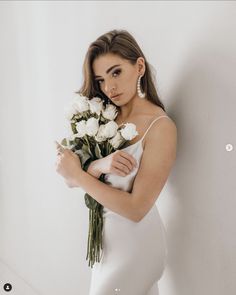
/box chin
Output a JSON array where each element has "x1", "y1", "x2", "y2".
[{"x1": 113, "y1": 100, "x2": 126, "y2": 106}]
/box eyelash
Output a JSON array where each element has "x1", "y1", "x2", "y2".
[{"x1": 96, "y1": 69, "x2": 121, "y2": 85}]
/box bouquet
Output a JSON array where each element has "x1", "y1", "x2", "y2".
[{"x1": 59, "y1": 93, "x2": 138, "y2": 268}]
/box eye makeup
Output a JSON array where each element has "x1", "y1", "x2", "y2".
[{"x1": 95, "y1": 69, "x2": 122, "y2": 84}]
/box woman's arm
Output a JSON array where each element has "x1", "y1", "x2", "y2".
[
  {"x1": 87, "y1": 160, "x2": 102, "y2": 179},
  {"x1": 75, "y1": 119, "x2": 177, "y2": 223},
  {"x1": 78, "y1": 153, "x2": 137, "y2": 186},
  {"x1": 74, "y1": 160, "x2": 101, "y2": 188},
  {"x1": 67, "y1": 161, "x2": 99, "y2": 189},
  {"x1": 76, "y1": 170, "x2": 138, "y2": 222}
]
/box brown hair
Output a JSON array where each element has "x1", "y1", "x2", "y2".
[{"x1": 75, "y1": 29, "x2": 166, "y2": 111}]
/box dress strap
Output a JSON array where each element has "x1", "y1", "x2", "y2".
[{"x1": 140, "y1": 115, "x2": 170, "y2": 142}]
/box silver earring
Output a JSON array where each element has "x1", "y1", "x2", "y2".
[{"x1": 137, "y1": 75, "x2": 145, "y2": 98}]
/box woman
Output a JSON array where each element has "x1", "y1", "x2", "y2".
[{"x1": 55, "y1": 29, "x2": 177, "y2": 295}]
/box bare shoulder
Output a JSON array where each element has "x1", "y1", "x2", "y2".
[
  {"x1": 142, "y1": 102, "x2": 172, "y2": 122},
  {"x1": 143, "y1": 105, "x2": 177, "y2": 149}
]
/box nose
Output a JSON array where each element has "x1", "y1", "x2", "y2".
[{"x1": 104, "y1": 83, "x2": 116, "y2": 96}]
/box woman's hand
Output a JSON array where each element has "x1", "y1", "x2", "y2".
[
  {"x1": 93, "y1": 150, "x2": 138, "y2": 177},
  {"x1": 54, "y1": 141, "x2": 82, "y2": 187}
]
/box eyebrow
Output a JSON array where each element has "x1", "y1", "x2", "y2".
[{"x1": 94, "y1": 64, "x2": 121, "y2": 79}]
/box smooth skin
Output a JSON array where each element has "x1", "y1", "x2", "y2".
[{"x1": 55, "y1": 53, "x2": 177, "y2": 222}]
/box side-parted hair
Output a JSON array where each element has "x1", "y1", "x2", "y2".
[{"x1": 75, "y1": 29, "x2": 166, "y2": 111}]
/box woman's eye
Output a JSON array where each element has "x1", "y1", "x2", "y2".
[
  {"x1": 96, "y1": 69, "x2": 121, "y2": 85},
  {"x1": 113, "y1": 69, "x2": 121, "y2": 77}
]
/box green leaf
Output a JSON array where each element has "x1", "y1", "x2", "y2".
[
  {"x1": 83, "y1": 135, "x2": 93, "y2": 157},
  {"x1": 84, "y1": 193, "x2": 99, "y2": 209},
  {"x1": 81, "y1": 143, "x2": 87, "y2": 151},
  {"x1": 74, "y1": 149, "x2": 91, "y2": 166},
  {"x1": 60, "y1": 138, "x2": 68, "y2": 147},
  {"x1": 94, "y1": 143, "x2": 103, "y2": 159},
  {"x1": 71, "y1": 122, "x2": 77, "y2": 133},
  {"x1": 74, "y1": 138, "x2": 83, "y2": 148}
]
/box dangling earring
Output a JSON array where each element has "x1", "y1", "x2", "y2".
[{"x1": 137, "y1": 75, "x2": 145, "y2": 98}]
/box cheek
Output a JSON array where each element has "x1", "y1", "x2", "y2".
[
  {"x1": 124, "y1": 72, "x2": 137, "y2": 88},
  {"x1": 124, "y1": 78, "x2": 137, "y2": 96}
]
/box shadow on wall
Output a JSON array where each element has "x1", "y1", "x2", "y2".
[{"x1": 164, "y1": 19, "x2": 236, "y2": 295}]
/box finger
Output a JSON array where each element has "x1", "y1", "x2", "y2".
[
  {"x1": 113, "y1": 161, "x2": 130, "y2": 174},
  {"x1": 57, "y1": 150, "x2": 64, "y2": 156},
  {"x1": 54, "y1": 140, "x2": 61, "y2": 148},
  {"x1": 54, "y1": 143, "x2": 66, "y2": 156},
  {"x1": 54, "y1": 141, "x2": 65, "y2": 151},
  {"x1": 115, "y1": 156, "x2": 133, "y2": 171},
  {"x1": 119, "y1": 151, "x2": 137, "y2": 168},
  {"x1": 112, "y1": 166, "x2": 127, "y2": 177}
]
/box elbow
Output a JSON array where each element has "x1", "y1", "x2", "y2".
[
  {"x1": 129, "y1": 210, "x2": 141, "y2": 223},
  {"x1": 132, "y1": 217, "x2": 141, "y2": 223},
  {"x1": 132, "y1": 211, "x2": 143, "y2": 223},
  {"x1": 134, "y1": 214, "x2": 143, "y2": 223},
  {"x1": 131, "y1": 206, "x2": 142, "y2": 223},
  {"x1": 133, "y1": 205, "x2": 154, "y2": 223},
  {"x1": 131, "y1": 197, "x2": 144, "y2": 223},
  {"x1": 134, "y1": 217, "x2": 141, "y2": 223},
  {"x1": 135, "y1": 210, "x2": 151, "y2": 223}
]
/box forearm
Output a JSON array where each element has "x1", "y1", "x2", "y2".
[
  {"x1": 76, "y1": 171, "x2": 139, "y2": 222},
  {"x1": 75, "y1": 160, "x2": 101, "y2": 188},
  {"x1": 87, "y1": 160, "x2": 102, "y2": 178}
]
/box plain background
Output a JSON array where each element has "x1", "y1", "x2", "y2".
[{"x1": 0, "y1": 1, "x2": 236, "y2": 294}]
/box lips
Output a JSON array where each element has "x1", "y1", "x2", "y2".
[{"x1": 111, "y1": 93, "x2": 121, "y2": 99}]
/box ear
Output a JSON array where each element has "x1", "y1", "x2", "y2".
[{"x1": 137, "y1": 57, "x2": 145, "y2": 76}]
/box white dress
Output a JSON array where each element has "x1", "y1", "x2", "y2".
[{"x1": 89, "y1": 115, "x2": 170, "y2": 295}]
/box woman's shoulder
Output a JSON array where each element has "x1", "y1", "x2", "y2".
[
  {"x1": 143, "y1": 104, "x2": 177, "y2": 141},
  {"x1": 147, "y1": 109, "x2": 177, "y2": 145},
  {"x1": 144, "y1": 104, "x2": 172, "y2": 124}
]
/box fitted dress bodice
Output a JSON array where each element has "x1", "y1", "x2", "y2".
[
  {"x1": 104, "y1": 139, "x2": 143, "y2": 193},
  {"x1": 103, "y1": 115, "x2": 170, "y2": 214}
]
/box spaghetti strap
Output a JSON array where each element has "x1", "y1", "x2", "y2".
[{"x1": 140, "y1": 115, "x2": 170, "y2": 142}]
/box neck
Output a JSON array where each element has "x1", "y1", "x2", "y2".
[{"x1": 117, "y1": 95, "x2": 146, "y2": 122}]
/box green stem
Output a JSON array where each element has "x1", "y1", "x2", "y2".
[{"x1": 85, "y1": 197, "x2": 104, "y2": 268}]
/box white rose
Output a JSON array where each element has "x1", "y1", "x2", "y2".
[
  {"x1": 102, "y1": 104, "x2": 118, "y2": 120},
  {"x1": 64, "y1": 106, "x2": 76, "y2": 121},
  {"x1": 95, "y1": 125, "x2": 107, "y2": 142},
  {"x1": 120, "y1": 123, "x2": 138, "y2": 140},
  {"x1": 86, "y1": 117, "x2": 99, "y2": 136},
  {"x1": 109, "y1": 131, "x2": 124, "y2": 149},
  {"x1": 69, "y1": 134, "x2": 78, "y2": 141},
  {"x1": 64, "y1": 94, "x2": 89, "y2": 120},
  {"x1": 73, "y1": 94, "x2": 89, "y2": 112},
  {"x1": 88, "y1": 97, "x2": 104, "y2": 116},
  {"x1": 75, "y1": 120, "x2": 87, "y2": 137},
  {"x1": 103, "y1": 121, "x2": 118, "y2": 138}
]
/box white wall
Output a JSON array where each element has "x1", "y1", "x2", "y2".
[{"x1": 0, "y1": 1, "x2": 235, "y2": 294}]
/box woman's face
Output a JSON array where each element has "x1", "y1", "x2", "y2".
[{"x1": 93, "y1": 53, "x2": 145, "y2": 106}]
